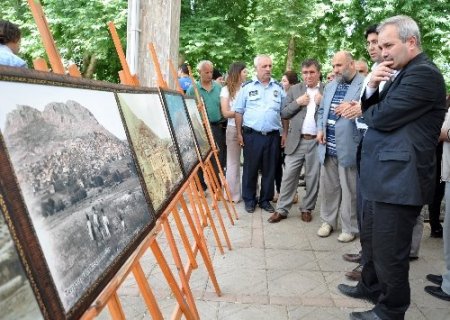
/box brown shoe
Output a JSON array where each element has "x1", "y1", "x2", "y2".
[
  {"x1": 292, "y1": 193, "x2": 299, "y2": 204},
  {"x1": 345, "y1": 264, "x2": 363, "y2": 281},
  {"x1": 301, "y1": 211, "x2": 312, "y2": 222},
  {"x1": 342, "y1": 253, "x2": 362, "y2": 263},
  {"x1": 267, "y1": 212, "x2": 287, "y2": 223}
]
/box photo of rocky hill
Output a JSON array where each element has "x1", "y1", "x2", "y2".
[{"x1": 0, "y1": 82, "x2": 154, "y2": 312}]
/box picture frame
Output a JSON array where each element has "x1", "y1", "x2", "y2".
[
  {"x1": 0, "y1": 193, "x2": 44, "y2": 320},
  {"x1": 184, "y1": 96, "x2": 211, "y2": 161},
  {"x1": 0, "y1": 67, "x2": 156, "y2": 319},
  {"x1": 159, "y1": 89, "x2": 201, "y2": 176},
  {"x1": 116, "y1": 90, "x2": 185, "y2": 216}
]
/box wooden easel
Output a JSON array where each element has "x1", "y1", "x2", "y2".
[
  {"x1": 186, "y1": 66, "x2": 239, "y2": 224},
  {"x1": 107, "y1": 22, "x2": 228, "y2": 319}
]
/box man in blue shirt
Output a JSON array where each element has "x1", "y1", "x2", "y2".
[{"x1": 235, "y1": 54, "x2": 285, "y2": 213}]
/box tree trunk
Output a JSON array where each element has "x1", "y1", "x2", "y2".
[
  {"x1": 136, "y1": 0, "x2": 181, "y2": 88},
  {"x1": 286, "y1": 36, "x2": 295, "y2": 72},
  {"x1": 83, "y1": 55, "x2": 97, "y2": 79}
]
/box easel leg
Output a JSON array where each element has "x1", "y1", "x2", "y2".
[
  {"x1": 179, "y1": 196, "x2": 221, "y2": 296},
  {"x1": 171, "y1": 207, "x2": 198, "y2": 269},
  {"x1": 132, "y1": 263, "x2": 164, "y2": 320},
  {"x1": 193, "y1": 175, "x2": 225, "y2": 255},
  {"x1": 204, "y1": 162, "x2": 232, "y2": 250},
  {"x1": 149, "y1": 240, "x2": 195, "y2": 320},
  {"x1": 107, "y1": 292, "x2": 126, "y2": 320},
  {"x1": 162, "y1": 219, "x2": 200, "y2": 320},
  {"x1": 205, "y1": 159, "x2": 235, "y2": 226}
]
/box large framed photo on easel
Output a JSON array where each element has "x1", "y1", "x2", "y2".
[{"x1": 0, "y1": 67, "x2": 155, "y2": 320}]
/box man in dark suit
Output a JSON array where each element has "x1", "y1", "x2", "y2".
[
  {"x1": 338, "y1": 15, "x2": 447, "y2": 320},
  {"x1": 268, "y1": 59, "x2": 324, "y2": 223}
]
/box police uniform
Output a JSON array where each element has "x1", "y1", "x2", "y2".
[{"x1": 234, "y1": 77, "x2": 285, "y2": 209}]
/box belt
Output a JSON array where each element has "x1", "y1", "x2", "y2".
[
  {"x1": 242, "y1": 126, "x2": 279, "y2": 136},
  {"x1": 301, "y1": 134, "x2": 317, "y2": 140},
  {"x1": 210, "y1": 119, "x2": 226, "y2": 125}
]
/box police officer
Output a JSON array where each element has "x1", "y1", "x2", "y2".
[{"x1": 234, "y1": 54, "x2": 285, "y2": 213}]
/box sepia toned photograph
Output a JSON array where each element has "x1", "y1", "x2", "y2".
[
  {"x1": 184, "y1": 97, "x2": 211, "y2": 160},
  {"x1": 117, "y1": 92, "x2": 184, "y2": 213},
  {"x1": 0, "y1": 206, "x2": 43, "y2": 320},
  {"x1": 162, "y1": 91, "x2": 200, "y2": 175},
  {"x1": 0, "y1": 80, "x2": 154, "y2": 314}
]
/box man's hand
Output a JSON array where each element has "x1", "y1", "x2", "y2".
[
  {"x1": 335, "y1": 101, "x2": 362, "y2": 119},
  {"x1": 316, "y1": 131, "x2": 326, "y2": 144},
  {"x1": 281, "y1": 132, "x2": 287, "y2": 148},
  {"x1": 367, "y1": 60, "x2": 395, "y2": 88},
  {"x1": 237, "y1": 133, "x2": 244, "y2": 147},
  {"x1": 296, "y1": 93, "x2": 310, "y2": 106},
  {"x1": 314, "y1": 92, "x2": 322, "y2": 106}
]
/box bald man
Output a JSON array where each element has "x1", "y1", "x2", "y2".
[
  {"x1": 355, "y1": 59, "x2": 369, "y2": 76},
  {"x1": 316, "y1": 51, "x2": 365, "y2": 243}
]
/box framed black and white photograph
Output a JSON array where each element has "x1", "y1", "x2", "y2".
[
  {"x1": 0, "y1": 67, "x2": 155, "y2": 319},
  {"x1": 184, "y1": 96, "x2": 211, "y2": 160},
  {"x1": 117, "y1": 91, "x2": 184, "y2": 215},
  {"x1": 160, "y1": 90, "x2": 200, "y2": 176}
]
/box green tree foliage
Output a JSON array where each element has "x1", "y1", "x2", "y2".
[
  {"x1": 181, "y1": 0, "x2": 449, "y2": 88},
  {"x1": 1, "y1": 1, "x2": 448, "y2": 88},
  {"x1": 0, "y1": 0, "x2": 127, "y2": 82},
  {"x1": 179, "y1": 0, "x2": 254, "y2": 74}
]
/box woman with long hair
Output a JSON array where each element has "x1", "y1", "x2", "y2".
[{"x1": 220, "y1": 62, "x2": 248, "y2": 203}]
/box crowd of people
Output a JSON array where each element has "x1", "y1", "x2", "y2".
[
  {"x1": 2, "y1": 14, "x2": 450, "y2": 320},
  {"x1": 180, "y1": 15, "x2": 449, "y2": 320}
]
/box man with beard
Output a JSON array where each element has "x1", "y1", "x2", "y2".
[{"x1": 316, "y1": 51, "x2": 364, "y2": 243}]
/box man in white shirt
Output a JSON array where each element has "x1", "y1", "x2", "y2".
[{"x1": 268, "y1": 59, "x2": 324, "y2": 223}]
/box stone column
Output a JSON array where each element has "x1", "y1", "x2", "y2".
[{"x1": 137, "y1": 0, "x2": 181, "y2": 88}]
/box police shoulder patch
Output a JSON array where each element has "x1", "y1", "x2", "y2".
[
  {"x1": 273, "y1": 80, "x2": 283, "y2": 89},
  {"x1": 241, "y1": 80, "x2": 252, "y2": 87}
]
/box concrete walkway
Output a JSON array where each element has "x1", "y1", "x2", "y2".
[{"x1": 98, "y1": 189, "x2": 449, "y2": 319}]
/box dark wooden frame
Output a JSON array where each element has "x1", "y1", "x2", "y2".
[
  {"x1": 159, "y1": 89, "x2": 201, "y2": 176},
  {"x1": 183, "y1": 95, "x2": 212, "y2": 161},
  {"x1": 0, "y1": 66, "x2": 157, "y2": 320}
]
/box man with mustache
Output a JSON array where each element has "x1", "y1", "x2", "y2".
[
  {"x1": 338, "y1": 16, "x2": 447, "y2": 320},
  {"x1": 316, "y1": 51, "x2": 364, "y2": 243},
  {"x1": 234, "y1": 54, "x2": 285, "y2": 214}
]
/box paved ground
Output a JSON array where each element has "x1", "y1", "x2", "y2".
[{"x1": 98, "y1": 187, "x2": 449, "y2": 320}]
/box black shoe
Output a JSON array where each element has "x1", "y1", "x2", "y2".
[
  {"x1": 260, "y1": 202, "x2": 275, "y2": 213},
  {"x1": 409, "y1": 256, "x2": 419, "y2": 261},
  {"x1": 337, "y1": 284, "x2": 377, "y2": 304},
  {"x1": 424, "y1": 285, "x2": 450, "y2": 301},
  {"x1": 426, "y1": 274, "x2": 443, "y2": 286},
  {"x1": 342, "y1": 253, "x2": 362, "y2": 263},
  {"x1": 349, "y1": 310, "x2": 382, "y2": 320},
  {"x1": 245, "y1": 203, "x2": 255, "y2": 213},
  {"x1": 430, "y1": 228, "x2": 443, "y2": 238}
]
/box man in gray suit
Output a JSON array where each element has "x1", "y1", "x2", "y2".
[
  {"x1": 267, "y1": 59, "x2": 324, "y2": 223},
  {"x1": 316, "y1": 51, "x2": 364, "y2": 243}
]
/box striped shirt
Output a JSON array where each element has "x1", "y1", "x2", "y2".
[{"x1": 326, "y1": 82, "x2": 350, "y2": 156}]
